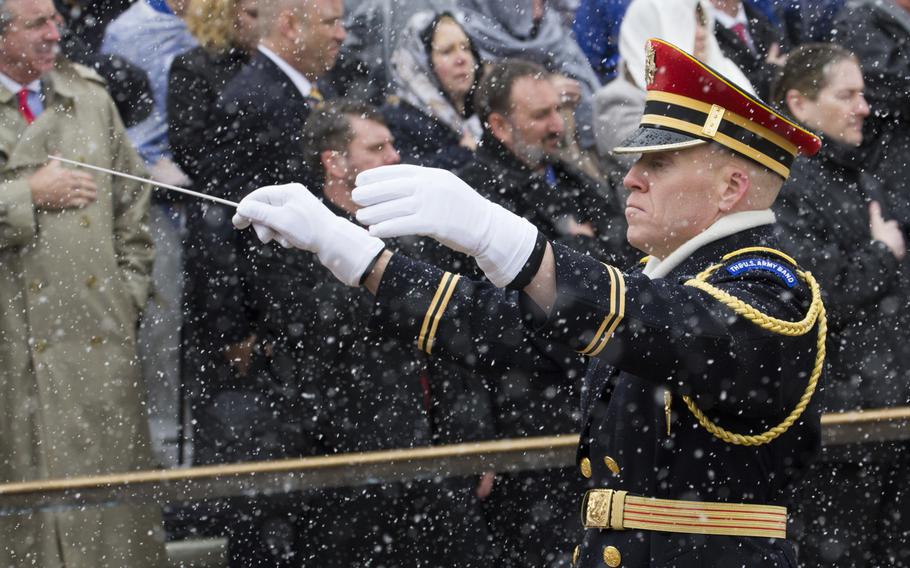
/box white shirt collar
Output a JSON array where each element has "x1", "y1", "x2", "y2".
[
  {"x1": 257, "y1": 44, "x2": 314, "y2": 99},
  {"x1": 0, "y1": 71, "x2": 40, "y2": 95},
  {"x1": 642, "y1": 209, "x2": 776, "y2": 279},
  {"x1": 710, "y1": 3, "x2": 748, "y2": 28}
]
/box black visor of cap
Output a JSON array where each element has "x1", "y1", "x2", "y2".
[{"x1": 613, "y1": 126, "x2": 708, "y2": 154}]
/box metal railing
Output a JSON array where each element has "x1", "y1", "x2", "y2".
[{"x1": 0, "y1": 406, "x2": 907, "y2": 515}]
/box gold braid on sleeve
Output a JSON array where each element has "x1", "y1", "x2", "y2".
[{"x1": 680, "y1": 263, "x2": 827, "y2": 446}]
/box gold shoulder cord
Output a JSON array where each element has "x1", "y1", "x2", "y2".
[{"x1": 678, "y1": 263, "x2": 827, "y2": 446}]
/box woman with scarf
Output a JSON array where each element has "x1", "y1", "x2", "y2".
[
  {"x1": 592, "y1": 0, "x2": 754, "y2": 168},
  {"x1": 382, "y1": 11, "x2": 484, "y2": 171},
  {"x1": 458, "y1": 0, "x2": 602, "y2": 149}
]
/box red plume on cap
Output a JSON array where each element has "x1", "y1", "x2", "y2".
[{"x1": 615, "y1": 39, "x2": 821, "y2": 178}]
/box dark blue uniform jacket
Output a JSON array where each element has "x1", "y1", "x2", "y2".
[{"x1": 369, "y1": 224, "x2": 823, "y2": 567}]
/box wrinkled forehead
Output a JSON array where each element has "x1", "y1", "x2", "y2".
[
  {"x1": 629, "y1": 143, "x2": 734, "y2": 176},
  {"x1": 300, "y1": 0, "x2": 343, "y2": 20},
  {"x1": 6, "y1": 0, "x2": 58, "y2": 23}
]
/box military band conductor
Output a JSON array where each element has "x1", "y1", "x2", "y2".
[{"x1": 233, "y1": 39, "x2": 827, "y2": 567}]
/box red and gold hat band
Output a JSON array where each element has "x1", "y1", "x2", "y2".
[{"x1": 639, "y1": 91, "x2": 798, "y2": 178}]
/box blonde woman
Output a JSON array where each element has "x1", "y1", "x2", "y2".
[{"x1": 167, "y1": 0, "x2": 259, "y2": 180}]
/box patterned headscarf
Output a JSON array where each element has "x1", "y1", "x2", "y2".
[{"x1": 391, "y1": 11, "x2": 483, "y2": 140}]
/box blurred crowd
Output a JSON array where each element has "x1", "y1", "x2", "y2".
[{"x1": 1, "y1": 0, "x2": 910, "y2": 566}]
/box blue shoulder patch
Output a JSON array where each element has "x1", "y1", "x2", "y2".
[{"x1": 724, "y1": 257, "x2": 798, "y2": 288}]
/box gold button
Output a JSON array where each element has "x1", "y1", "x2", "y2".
[
  {"x1": 572, "y1": 545, "x2": 580, "y2": 566},
  {"x1": 90, "y1": 335, "x2": 103, "y2": 346},
  {"x1": 85, "y1": 275, "x2": 97, "y2": 289},
  {"x1": 79, "y1": 215, "x2": 91, "y2": 228},
  {"x1": 604, "y1": 456, "x2": 620, "y2": 475},
  {"x1": 580, "y1": 457, "x2": 592, "y2": 478},
  {"x1": 34, "y1": 339, "x2": 47, "y2": 353},
  {"x1": 603, "y1": 545, "x2": 621, "y2": 567}
]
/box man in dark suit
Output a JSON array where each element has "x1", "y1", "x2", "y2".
[
  {"x1": 201, "y1": 0, "x2": 345, "y2": 201},
  {"x1": 293, "y1": 100, "x2": 497, "y2": 567},
  {"x1": 709, "y1": 0, "x2": 788, "y2": 99},
  {"x1": 191, "y1": 0, "x2": 346, "y2": 565}
]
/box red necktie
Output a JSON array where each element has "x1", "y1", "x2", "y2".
[
  {"x1": 731, "y1": 22, "x2": 750, "y2": 46},
  {"x1": 17, "y1": 88, "x2": 35, "y2": 125}
]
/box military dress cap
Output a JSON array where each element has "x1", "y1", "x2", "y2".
[{"x1": 614, "y1": 38, "x2": 821, "y2": 178}]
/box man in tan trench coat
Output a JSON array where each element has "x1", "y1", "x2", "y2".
[{"x1": 0, "y1": 0, "x2": 165, "y2": 565}]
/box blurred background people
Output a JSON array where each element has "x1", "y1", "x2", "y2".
[
  {"x1": 53, "y1": 0, "x2": 132, "y2": 49},
  {"x1": 102, "y1": 0, "x2": 198, "y2": 467},
  {"x1": 0, "y1": 0, "x2": 164, "y2": 564},
  {"x1": 102, "y1": 0, "x2": 196, "y2": 177},
  {"x1": 200, "y1": 0, "x2": 344, "y2": 199},
  {"x1": 165, "y1": 0, "x2": 261, "y2": 555},
  {"x1": 302, "y1": 100, "x2": 496, "y2": 567},
  {"x1": 457, "y1": 58, "x2": 633, "y2": 568},
  {"x1": 794, "y1": 0, "x2": 847, "y2": 43},
  {"x1": 58, "y1": 22, "x2": 154, "y2": 127},
  {"x1": 170, "y1": 0, "x2": 259, "y2": 465},
  {"x1": 592, "y1": 0, "x2": 754, "y2": 169},
  {"x1": 382, "y1": 11, "x2": 483, "y2": 171},
  {"x1": 572, "y1": 0, "x2": 631, "y2": 84},
  {"x1": 333, "y1": 0, "x2": 456, "y2": 105},
  {"x1": 169, "y1": 0, "x2": 260, "y2": 453},
  {"x1": 196, "y1": 0, "x2": 348, "y2": 563},
  {"x1": 169, "y1": 0, "x2": 259, "y2": 182},
  {"x1": 772, "y1": 42, "x2": 910, "y2": 568},
  {"x1": 708, "y1": 0, "x2": 789, "y2": 98},
  {"x1": 458, "y1": 0, "x2": 601, "y2": 149},
  {"x1": 462, "y1": 59, "x2": 630, "y2": 264},
  {"x1": 833, "y1": 0, "x2": 910, "y2": 235}
]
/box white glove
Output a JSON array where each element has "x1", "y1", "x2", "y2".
[
  {"x1": 353, "y1": 165, "x2": 538, "y2": 287},
  {"x1": 233, "y1": 183, "x2": 385, "y2": 287}
]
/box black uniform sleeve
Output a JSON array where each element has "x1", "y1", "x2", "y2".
[
  {"x1": 525, "y1": 243, "x2": 818, "y2": 417},
  {"x1": 370, "y1": 253, "x2": 575, "y2": 378}
]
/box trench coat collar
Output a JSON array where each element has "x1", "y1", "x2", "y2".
[{"x1": 0, "y1": 63, "x2": 79, "y2": 106}]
